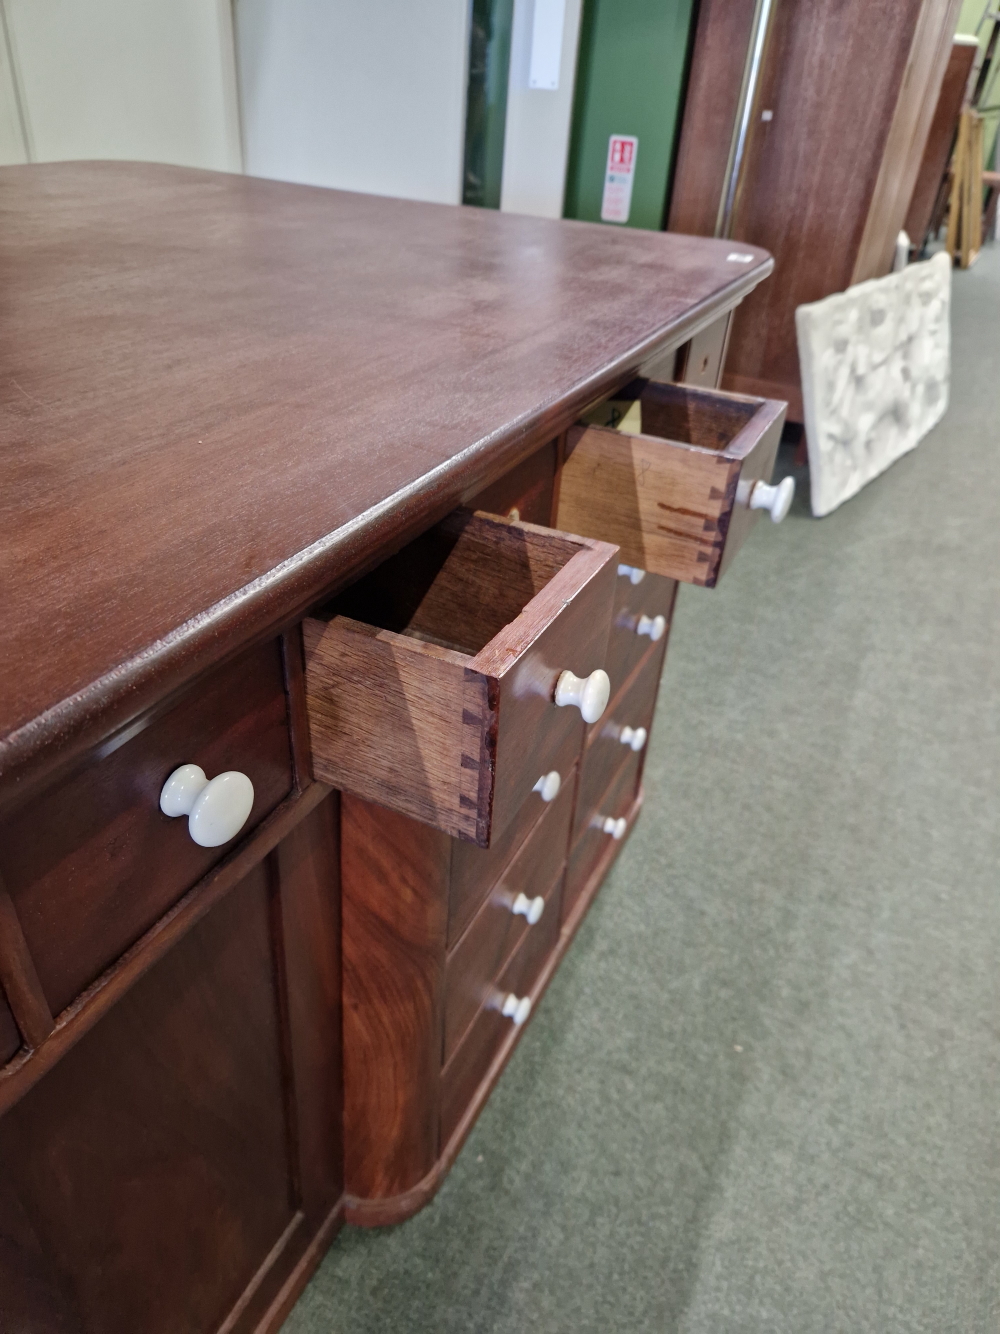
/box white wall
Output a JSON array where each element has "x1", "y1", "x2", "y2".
[
  {"x1": 501, "y1": 0, "x2": 582, "y2": 218},
  {"x1": 0, "y1": 0, "x2": 241, "y2": 170},
  {"x1": 234, "y1": 0, "x2": 470, "y2": 205}
]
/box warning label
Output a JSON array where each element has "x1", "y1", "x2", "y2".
[{"x1": 601, "y1": 135, "x2": 638, "y2": 224}]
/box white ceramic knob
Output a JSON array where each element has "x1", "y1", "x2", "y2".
[
  {"x1": 532, "y1": 771, "x2": 561, "y2": 802},
  {"x1": 501, "y1": 993, "x2": 532, "y2": 1026},
  {"x1": 159, "y1": 764, "x2": 254, "y2": 848},
  {"x1": 636, "y1": 614, "x2": 666, "y2": 641},
  {"x1": 512, "y1": 892, "x2": 545, "y2": 925},
  {"x1": 619, "y1": 725, "x2": 647, "y2": 752},
  {"x1": 554, "y1": 668, "x2": 611, "y2": 724},
  {"x1": 749, "y1": 476, "x2": 794, "y2": 522},
  {"x1": 617, "y1": 563, "x2": 646, "y2": 585},
  {"x1": 598, "y1": 815, "x2": 627, "y2": 840}
]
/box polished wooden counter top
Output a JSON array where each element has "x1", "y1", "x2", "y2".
[{"x1": 0, "y1": 162, "x2": 770, "y2": 800}]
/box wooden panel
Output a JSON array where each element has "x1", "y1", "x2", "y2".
[
  {"x1": 273, "y1": 795, "x2": 343, "y2": 1222},
  {"x1": 905, "y1": 37, "x2": 979, "y2": 248},
  {"x1": 341, "y1": 794, "x2": 450, "y2": 1202},
  {"x1": 574, "y1": 646, "x2": 665, "y2": 845},
  {"x1": 557, "y1": 382, "x2": 784, "y2": 588},
  {"x1": 0, "y1": 863, "x2": 296, "y2": 1334},
  {"x1": 672, "y1": 314, "x2": 733, "y2": 389},
  {"x1": 676, "y1": 0, "x2": 952, "y2": 409},
  {"x1": 605, "y1": 571, "x2": 677, "y2": 699},
  {"x1": 852, "y1": 0, "x2": 964, "y2": 282},
  {"x1": 0, "y1": 641, "x2": 292, "y2": 1018},
  {"x1": 440, "y1": 871, "x2": 562, "y2": 1147},
  {"x1": 0, "y1": 162, "x2": 772, "y2": 807},
  {"x1": 449, "y1": 722, "x2": 580, "y2": 947},
  {"x1": 306, "y1": 512, "x2": 616, "y2": 845},
  {"x1": 564, "y1": 752, "x2": 642, "y2": 923},
  {"x1": 444, "y1": 781, "x2": 573, "y2": 1063},
  {"x1": 667, "y1": 0, "x2": 757, "y2": 236},
  {"x1": 305, "y1": 619, "x2": 486, "y2": 842},
  {"x1": 466, "y1": 441, "x2": 558, "y2": 525},
  {"x1": 0, "y1": 989, "x2": 20, "y2": 1067}
]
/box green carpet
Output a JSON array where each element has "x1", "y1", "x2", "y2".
[{"x1": 286, "y1": 246, "x2": 1000, "y2": 1333}]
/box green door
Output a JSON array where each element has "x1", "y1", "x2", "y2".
[{"x1": 564, "y1": 0, "x2": 697, "y2": 230}]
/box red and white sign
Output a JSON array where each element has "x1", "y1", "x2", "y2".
[{"x1": 601, "y1": 134, "x2": 638, "y2": 224}]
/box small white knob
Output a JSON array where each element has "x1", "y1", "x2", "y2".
[
  {"x1": 619, "y1": 725, "x2": 647, "y2": 752},
  {"x1": 501, "y1": 993, "x2": 532, "y2": 1026},
  {"x1": 532, "y1": 771, "x2": 561, "y2": 802},
  {"x1": 554, "y1": 668, "x2": 611, "y2": 724},
  {"x1": 597, "y1": 815, "x2": 627, "y2": 840},
  {"x1": 160, "y1": 765, "x2": 254, "y2": 848},
  {"x1": 749, "y1": 476, "x2": 794, "y2": 522},
  {"x1": 636, "y1": 614, "x2": 666, "y2": 641},
  {"x1": 617, "y1": 563, "x2": 646, "y2": 584},
  {"x1": 512, "y1": 892, "x2": 545, "y2": 925}
]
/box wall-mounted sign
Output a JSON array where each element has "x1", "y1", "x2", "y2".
[
  {"x1": 528, "y1": 0, "x2": 567, "y2": 91},
  {"x1": 600, "y1": 134, "x2": 638, "y2": 224}
]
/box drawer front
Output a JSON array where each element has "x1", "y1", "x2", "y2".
[
  {"x1": 440, "y1": 873, "x2": 561, "y2": 1147},
  {"x1": 0, "y1": 992, "x2": 20, "y2": 1067},
  {"x1": 0, "y1": 641, "x2": 293, "y2": 1017},
  {"x1": 305, "y1": 511, "x2": 616, "y2": 847},
  {"x1": 563, "y1": 751, "x2": 642, "y2": 924},
  {"x1": 444, "y1": 778, "x2": 573, "y2": 1062},
  {"x1": 574, "y1": 647, "x2": 663, "y2": 845},
  {"x1": 557, "y1": 380, "x2": 786, "y2": 588},
  {"x1": 449, "y1": 724, "x2": 579, "y2": 946},
  {"x1": 605, "y1": 570, "x2": 677, "y2": 698}
]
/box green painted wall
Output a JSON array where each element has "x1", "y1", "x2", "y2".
[{"x1": 563, "y1": 0, "x2": 696, "y2": 230}]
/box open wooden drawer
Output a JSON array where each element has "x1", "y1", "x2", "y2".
[
  {"x1": 304, "y1": 511, "x2": 617, "y2": 847},
  {"x1": 555, "y1": 379, "x2": 789, "y2": 588}
]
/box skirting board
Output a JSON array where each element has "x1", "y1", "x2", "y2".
[{"x1": 796, "y1": 252, "x2": 950, "y2": 517}]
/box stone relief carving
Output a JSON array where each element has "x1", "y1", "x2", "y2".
[{"x1": 796, "y1": 252, "x2": 950, "y2": 517}]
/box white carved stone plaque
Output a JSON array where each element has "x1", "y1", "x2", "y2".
[{"x1": 795, "y1": 252, "x2": 951, "y2": 517}]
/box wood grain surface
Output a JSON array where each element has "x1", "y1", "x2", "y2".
[
  {"x1": 305, "y1": 512, "x2": 615, "y2": 844},
  {"x1": 669, "y1": 0, "x2": 956, "y2": 413},
  {"x1": 443, "y1": 776, "x2": 574, "y2": 1062},
  {"x1": 905, "y1": 37, "x2": 978, "y2": 248},
  {"x1": 557, "y1": 382, "x2": 784, "y2": 587},
  {"x1": 0, "y1": 640, "x2": 292, "y2": 1017},
  {"x1": 448, "y1": 723, "x2": 580, "y2": 945},
  {"x1": 0, "y1": 841, "x2": 342, "y2": 1334},
  {"x1": 605, "y1": 572, "x2": 678, "y2": 697},
  {"x1": 341, "y1": 794, "x2": 450, "y2": 1202},
  {"x1": 0, "y1": 162, "x2": 771, "y2": 803}
]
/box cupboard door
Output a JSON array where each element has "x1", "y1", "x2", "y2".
[{"x1": 0, "y1": 794, "x2": 342, "y2": 1334}]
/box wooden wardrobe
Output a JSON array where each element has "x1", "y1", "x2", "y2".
[{"x1": 668, "y1": 0, "x2": 963, "y2": 420}]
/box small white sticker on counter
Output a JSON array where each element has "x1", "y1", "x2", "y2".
[
  {"x1": 601, "y1": 135, "x2": 638, "y2": 224},
  {"x1": 727, "y1": 252, "x2": 755, "y2": 263}
]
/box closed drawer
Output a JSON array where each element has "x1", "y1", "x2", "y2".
[
  {"x1": 305, "y1": 510, "x2": 616, "y2": 847},
  {"x1": 444, "y1": 775, "x2": 573, "y2": 1062},
  {"x1": 605, "y1": 568, "x2": 677, "y2": 697},
  {"x1": 448, "y1": 723, "x2": 579, "y2": 945},
  {"x1": 574, "y1": 647, "x2": 663, "y2": 844},
  {"x1": 440, "y1": 869, "x2": 561, "y2": 1146},
  {"x1": 563, "y1": 751, "x2": 642, "y2": 924},
  {"x1": 0, "y1": 992, "x2": 20, "y2": 1067},
  {"x1": 556, "y1": 379, "x2": 786, "y2": 588},
  {"x1": 0, "y1": 641, "x2": 293, "y2": 1017}
]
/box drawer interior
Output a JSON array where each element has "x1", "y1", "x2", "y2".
[
  {"x1": 581, "y1": 378, "x2": 760, "y2": 454},
  {"x1": 305, "y1": 510, "x2": 616, "y2": 845},
  {"x1": 325, "y1": 510, "x2": 584, "y2": 656}
]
